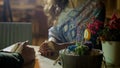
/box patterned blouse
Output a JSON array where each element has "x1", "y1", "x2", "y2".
[{"x1": 49, "y1": 0, "x2": 105, "y2": 45}]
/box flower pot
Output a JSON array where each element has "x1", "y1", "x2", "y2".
[
  {"x1": 59, "y1": 49, "x2": 103, "y2": 68},
  {"x1": 102, "y1": 41, "x2": 120, "y2": 66}
]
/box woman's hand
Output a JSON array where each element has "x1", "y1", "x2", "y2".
[
  {"x1": 38, "y1": 40, "x2": 58, "y2": 57},
  {"x1": 20, "y1": 41, "x2": 35, "y2": 64},
  {"x1": 38, "y1": 40, "x2": 75, "y2": 57}
]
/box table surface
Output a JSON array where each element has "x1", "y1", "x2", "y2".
[
  {"x1": 2, "y1": 45, "x2": 62, "y2": 68},
  {"x1": 32, "y1": 46, "x2": 62, "y2": 68},
  {"x1": 4, "y1": 45, "x2": 115, "y2": 68}
]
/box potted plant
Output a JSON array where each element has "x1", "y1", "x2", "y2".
[
  {"x1": 87, "y1": 14, "x2": 120, "y2": 67},
  {"x1": 59, "y1": 44, "x2": 103, "y2": 68},
  {"x1": 100, "y1": 14, "x2": 120, "y2": 66}
]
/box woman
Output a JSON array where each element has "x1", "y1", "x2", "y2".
[{"x1": 39, "y1": 0, "x2": 105, "y2": 57}]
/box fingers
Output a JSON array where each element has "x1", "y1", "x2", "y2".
[
  {"x1": 21, "y1": 45, "x2": 35, "y2": 64},
  {"x1": 39, "y1": 41, "x2": 55, "y2": 56},
  {"x1": 40, "y1": 49, "x2": 54, "y2": 57},
  {"x1": 15, "y1": 41, "x2": 29, "y2": 53}
]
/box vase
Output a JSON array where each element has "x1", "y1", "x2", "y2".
[{"x1": 102, "y1": 41, "x2": 120, "y2": 66}]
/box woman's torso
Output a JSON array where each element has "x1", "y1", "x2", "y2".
[{"x1": 51, "y1": 0, "x2": 105, "y2": 44}]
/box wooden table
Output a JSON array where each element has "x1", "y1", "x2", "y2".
[
  {"x1": 4, "y1": 45, "x2": 114, "y2": 68},
  {"x1": 2, "y1": 45, "x2": 62, "y2": 68},
  {"x1": 31, "y1": 46, "x2": 62, "y2": 68}
]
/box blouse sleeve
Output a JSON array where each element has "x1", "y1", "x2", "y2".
[{"x1": 48, "y1": 26, "x2": 63, "y2": 43}]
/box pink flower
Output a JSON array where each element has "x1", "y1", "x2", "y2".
[
  {"x1": 111, "y1": 14, "x2": 118, "y2": 21},
  {"x1": 100, "y1": 13, "x2": 120, "y2": 41},
  {"x1": 87, "y1": 18, "x2": 103, "y2": 35}
]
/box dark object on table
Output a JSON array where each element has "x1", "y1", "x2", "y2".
[{"x1": 0, "y1": 51, "x2": 24, "y2": 68}]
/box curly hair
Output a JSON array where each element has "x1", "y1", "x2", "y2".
[
  {"x1": 44, "y1": 0, "x2": 69, "y2": 27},
  {"x1": 55, "y1": 0, "x2": 69, "y2": 10},
  {"x1": 48, "y1": 0, "x2": 69, "y2": 18}
]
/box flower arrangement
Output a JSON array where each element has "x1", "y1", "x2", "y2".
[
  {"x1": 87, "y1": 14, "x2": 120, "y2": 41},
  {"x1": 100, "y1": 14, "x2": 120, "y2": 41}
]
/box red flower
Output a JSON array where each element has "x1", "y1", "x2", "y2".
[
  {"x1": 101, "y1": 14, "x2": 120, "y2": 41},
  {"x1": 87, "y1": 19, "x2": 103, "y2": 35},
  {"x1": 87, "y1": 13, "x2": 120, "y2": 41},
  {"x1": 111, "y1": 14, "x2": 118, "y2": 20}
]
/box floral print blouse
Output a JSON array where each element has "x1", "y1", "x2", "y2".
[{"x1": 49, "y1": 0, "x2": 105, "y2": 46}]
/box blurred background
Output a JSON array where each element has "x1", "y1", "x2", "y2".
[
  {"x1": 0, "y1": 0, "x2": 120, "y2": 46},
  {"x1": 0, "y1": 0, "x2": 48, "y2": 46}
]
